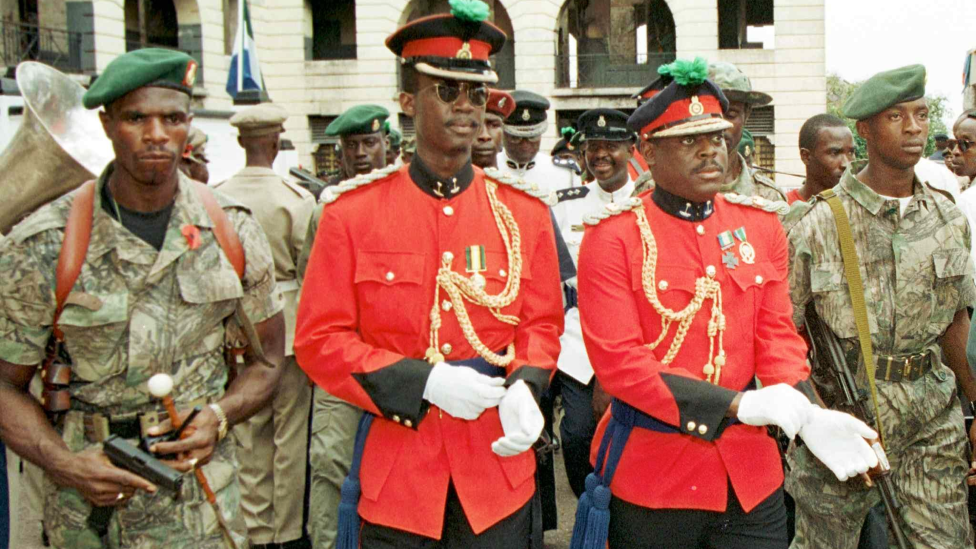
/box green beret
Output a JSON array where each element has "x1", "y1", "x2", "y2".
[
  {"x1": 326, "y1": 105, "x2": 390, "y2": 137},
  {"x1": 230, "y1": 103, "x2": 288, "y2": 137},
  {"x1": 738, "y1": 128, "x2": 755, "y2": 157},
  {"x1": 707, "y1": 62, "x2": 772, "y2": 106},
  {"x1": 83, "y1": 48, "x2": 197, "y2": 109},
  {"x1": 387, "y1": 127, "x2": 402, "y2": 148},
  {"x1": 842, "y1": 65, "x2": 926, "y2": 121}
]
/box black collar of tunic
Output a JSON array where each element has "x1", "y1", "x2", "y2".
[
  {"x1": 652, "y1": 185, "x2": 715, "y2": 221},
  {"x1": 409, "y1": 154, "x2": 475, "y2": 200}
]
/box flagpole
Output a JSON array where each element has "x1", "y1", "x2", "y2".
[{"x1": 237, "y1": 0, "x2": 244, "y2": 94}]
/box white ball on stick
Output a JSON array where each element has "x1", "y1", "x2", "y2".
[{"x1": 147, "y1": 373, "x2": 174, "y2": 398}]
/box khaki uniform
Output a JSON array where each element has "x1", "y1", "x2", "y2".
[
  {"x1": 0, "y1": 167, "x2": 280, "y2": 548},
  {"x1": 296, "y1": 201, "x2": 363, "y2": 549},
  {"x1": 784, "y1": 166, "x2": 976, "y2": 549},
  {"x1": 215, "y1": 167, "x2": 315, "y2": 545}
]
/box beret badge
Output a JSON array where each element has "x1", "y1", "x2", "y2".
[
  {"x1": 183, "y1": 60, "x2": 198, "y2": 87},
  {"x1": 689, "y1": 96, "x2": 705, "y2": 116}
]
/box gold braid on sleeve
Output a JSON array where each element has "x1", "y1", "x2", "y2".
[
  {"x1": 426, "y1": 181, "x2": 521, "y2": 367},
  {"x1": 634, "y1": 207, "x2": 728, "y2": 385}
]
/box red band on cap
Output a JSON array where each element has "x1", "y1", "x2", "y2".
[
  {"x1": 640, "y1": 95, "x2": 723, "y2": 136},
  {"x1": 640, "y1": 89, "x2": 661, "y2": 100},
  {"x1": 401, "y1": 37, "x2": 491, "y2": 61}
]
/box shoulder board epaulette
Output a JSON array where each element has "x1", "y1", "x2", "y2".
[
  {"x1": 781, "y1": 193, "x2": 826, "y2": 234},
  {"x1": 924, "y1": 182, "x2": 955, "y2": 204},
  {"x1": 556, "y1": 187, "x2": 589, "y2": 203},
  {"x1": 583, "y1": 197, "x2": 643, "y2": 226},
  {"x1": 723, "y1": 192, "x2": 791, "y2": 216},
  {"x1": 210, "y1": 186, "x2": 250, "y2": 211},
  {"x1": 753, "y1": 171, "x2": 788, "y2": 199},
  {"x1": 319, "y1": 164, "x2": 400, "y2": 205},
  {"x1": 483, "y1": 167, "x2": 557, "y2": 206},
  {"x1": 281, "y1": 177, "x2": 313, "y2": 199}
]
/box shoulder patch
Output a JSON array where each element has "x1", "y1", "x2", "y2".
[
  {"x1": 583, "y1": 197, "x2": 643, "y2": 226},
  {"x1": 556, "y1": 187, "x2": 589, "y2": 203},
  {"x1": 319, "y1": 164, "x2": 400, "y2": 205},
  {"x1": 483, "y1": 167, "x2": 557, "y2": 206},
  {"x1": 723, "y1": 192, "x2": 791, "y2": 216},
  {"x1": 9, "y1": 192, "x2": 73, "y2": 244}
]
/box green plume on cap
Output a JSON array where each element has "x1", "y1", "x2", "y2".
[
  {"x1": 383, "y1": 120, "x2": 391, "y2": 134},
  {"x1": 658, "y1": 57, "x2": 709, "y2": 87},
  {"x1": 560, "y1": 126, "x2": 577, "y2": 138},
  {"x1": 450, "y1": 0, "x2": 491, "y2": 23}
]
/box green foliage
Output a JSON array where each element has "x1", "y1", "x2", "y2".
[
  {"x1": 658, "y1": 57, "x2": 708, "y2": 87},
  {"x1": 826, "y1": 73, "x2": 950, "y2": 160},
  {"x1": 449, "y1": 0, "x2": 491, "y2": 23}
]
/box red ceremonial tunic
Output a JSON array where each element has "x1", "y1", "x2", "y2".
[
  {"x1": 294, "y1": 164, "x2": 563, "y2": 538},
  {"x1": 577, "y1": 191, "x2": 809, "y2": 513}
]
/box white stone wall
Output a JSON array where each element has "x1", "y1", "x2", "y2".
[{"x1": 83, "y1": 0, "x2": 825, "y2": 179}]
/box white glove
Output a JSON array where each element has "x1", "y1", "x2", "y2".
[
  {"x1": 423, "y1": 363, "x2": 506, "y2": 420},
  {"x1": 798, "y1": 406, "x2": 879, "y2": 482},
  {"x1": 492, "y1": 380, "x2": 545, "y2": 457},
  {"x1": 736, "y1": 383, "x2": 814, "y2": 440}
]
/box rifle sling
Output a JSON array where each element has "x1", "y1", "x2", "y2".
[{"x1": 819, "y1": 188, "x2": 886, "y2": 447}]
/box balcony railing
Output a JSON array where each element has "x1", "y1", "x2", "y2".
[
  {"x1": 556, "y1": 52, "x2": 676, "y2": 89},
  {"x1": 0, "y1": 21, "x2": 86, "y2": 73}
]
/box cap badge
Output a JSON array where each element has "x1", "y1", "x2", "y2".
[
  {"x1": 521, "y1": 109, "x2": 531, "y2": 121},
  {"x1": 372, "y1": 119, "x2": 381, "y2": 132},
  {"x1": 498, "y1": 97, "x2": 506, "y2": 109},
  {"x1": 689, "y1": 96, "x2": 705, "y2": 116},
  {"x1": 183, "y1": 60, "x2": 198, "y2": 87},
  {"x1": 597, "y1": 115, "x2": 607, "y2": 128},
  {"x1": 456, "y1": 42, "x2": 473, "y2": 60}
]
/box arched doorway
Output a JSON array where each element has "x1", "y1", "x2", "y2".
[
  {"x1": 400, "y1": 0, "x2": 516, "y2": 89},
  {"x1": 556, "y1": 0, "x2": 675, "y2": 88},
  {"x1": 124, "y1": 0, "x2": 204, "y2": 84}
]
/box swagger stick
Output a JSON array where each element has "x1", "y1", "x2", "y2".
[{"x1": 148, "y1": 374, "x2": 239, "y2": 549}]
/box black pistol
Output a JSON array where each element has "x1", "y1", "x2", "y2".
[{"x1": 103, "y1": 435, "x2": 184, "y2": 495}]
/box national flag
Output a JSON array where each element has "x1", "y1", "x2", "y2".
[{"x1": 226, "y1": 0, "x2": 265, "y2": 99}]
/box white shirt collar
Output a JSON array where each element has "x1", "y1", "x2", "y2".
[{"x1": 591, "y1": 178, "x2": 635, "y2": 204}]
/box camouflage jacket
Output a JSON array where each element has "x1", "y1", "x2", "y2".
[
  {"x1": 785, "y1": 164, "x2": 975, "y2": 400},
  {"x1": 720, "y1": 152, "x2": 787, "y2": 202},
  {"x1": 0, "y1": 165, "x2": 281, "y2": 414}
]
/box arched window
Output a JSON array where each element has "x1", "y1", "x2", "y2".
[
  {"x1": 399, "y1": 0, "x2": 515, "y2": 89},
  {"x1": 556, "y1": 0, "x2": 675, "y2": 88},
  {"x1": 124, "y1": 0, "x2": 178, "y2": 52}
]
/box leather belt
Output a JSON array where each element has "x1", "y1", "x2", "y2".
[
  {"x1": 81, "y1": 397, "x2": 209, "y2": 442},
  {"x1": 875, "y1": 350, "x2": 933, "y2": 383}
]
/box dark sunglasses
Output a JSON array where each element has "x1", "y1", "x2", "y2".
[
  {"x1": 956, "y1": 138, "x2": 974, "y2": 153},
  {"x1": 421, "y1": 82, "x2": 489, "y2": 107}
]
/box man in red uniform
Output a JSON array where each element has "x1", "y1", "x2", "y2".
[
  {"x1": 570, "y1": 57, "x2": 879, "y2": 549},
  {"x1": 294, "y1": 3, "x2": 563, "y2": 548}
]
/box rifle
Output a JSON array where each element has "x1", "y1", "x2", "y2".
[{"x1": 804, "y1": 308, "x2": 909, "y2": 549}]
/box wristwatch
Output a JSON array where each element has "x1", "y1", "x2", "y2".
[{"x1": 209, "y1": 403, "x2": 229, "y2": 442}]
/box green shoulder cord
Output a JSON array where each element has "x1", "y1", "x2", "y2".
[{"x1": 819, "y1": 188, "x2": 886, "y2": 447}]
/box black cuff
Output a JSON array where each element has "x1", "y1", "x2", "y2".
[
  {"x1": 505, "y1": 366, "x2": 552, "y2": 403},
  {"x1": 794, "y1": 379, "x2": 818, "y2": 404},
  {"x1": 660, "y1": 373, "x2": 738, "y2": 442},
  {"x1": 352, "y1": 358, "x2": 432, "y2": 430}
]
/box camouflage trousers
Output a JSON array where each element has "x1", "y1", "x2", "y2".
[
  {"x1": 787, "y1": 365, "x2": 973, "y2": 549},
  {"x1": 44, "y1": 410, "x2": 249, "y2": 549}
]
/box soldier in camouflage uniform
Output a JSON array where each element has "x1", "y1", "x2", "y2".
[
  {"x1": 0, "y1": 49, "x2": 285, "y2": 548},
  {"x1": 708, "y1": 62, "x2": 787, "y2": 203},
  {"x1": 785, "y1": 65, "x2": 976, "y2": 549}
]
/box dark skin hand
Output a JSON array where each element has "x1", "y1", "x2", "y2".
[
  {"x1": 938, "y1": 310, "x2": 976, "y2": 485},
  {"x1": 855, "y1": 98, "x2": 929, "y2": 198},
  {"x1": 591, "y1": 380, "x2": 612, "y2": 423},
  {"x1": 797, "y1": 126, "x2": 856, "y2": 201}
]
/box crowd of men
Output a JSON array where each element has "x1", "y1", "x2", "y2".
[{"x1": 3, "y1": 1, "x2": 976, "y2": 548}]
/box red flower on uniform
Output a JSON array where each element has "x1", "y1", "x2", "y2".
[{"x1": 181, "y1": 224, "x2": 201, "y2": 250}]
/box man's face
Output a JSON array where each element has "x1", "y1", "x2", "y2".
[
  {"x1": 935, "y1": 138, "x2": 949, "y2": 151},
  {"x1": 340, "y1": 132, "x2": 387, "y2": 178},
  {"x1": 642, "y1": 131, "x2": 728, "y2": 203},
  {"x1": 951, "y1": 118, "x2": 976, "y2": 179},
  {"x1": 856, "y1": 98, "x2": 929, "y2": 171},
  {"x1": 99, "y1": 87, "x2": 191, "y2": 186},
  {"x1": 472, "y1": 112, "x2": 504, "y2": 168},
  {"x1": 583, "y1": 139, "x2": 631, "y2": 185},
  {"x1": 801, "y1": 126, "x2": 856, "y2": 187},
  {"x1": 723, "y1": 101, "x2": 750, "y2": 152},
  {"x1": 386, "y1": 145, "x2": 400, "y2": 166},
  {"x1": 503, "y1": 133, "x2": 541, "y2": 164},
  {"x1": 400, "y1": 74, "x2": 485, "y2": 158}
]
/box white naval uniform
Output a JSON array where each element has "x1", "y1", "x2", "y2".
[
  {"x1": 496, "y1": 150, "x2": 579, "y2": 194},
  {"x1": 551, "y1": 177, "x2": 636, "y2": 384}
]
